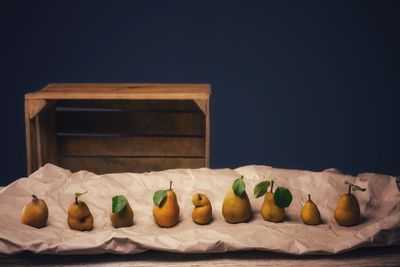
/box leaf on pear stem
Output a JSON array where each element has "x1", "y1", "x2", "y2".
[
  {"x1": 344, "y1": 181, "x2": 366, "y2": 192},
  {"x1": 254, "y1": 181, "x2": 270, "y2": 198},
  {"x1": 75, "y1": 191, "x2": 88, "y2": 198},
  {"x1": 112, "y1": 195, "x2": 127, "y2": 213},
  {"x1": 232, "y1": 176, "x2": 246, "y2": 197},
  {"x1": 274, "y1": 187, "x2": 293, "y2": 208},
  {"x1": 153, "y1": 190, "x2": 167, "y2": 207},
  {"x1": 74, "y1": 191, "x2": 88, "y2": 203},
  {"x1": 351, "y1": 185, "x2": 367, "y2": 192}
]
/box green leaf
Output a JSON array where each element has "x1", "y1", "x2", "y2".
[
  {"x1": 74, "y1": 191, "x2": 88, "y2": 203},
  {"x1": 112, "y1": 195, "x2": 127, "y2": 213},
  {"x1": 75, "y1": 191, "x2": 88, "y2": 199},
  {"x1": 345, "y1": 181, "x2": 366, "y2": 192},
  {"x1": 232, "y1": 176, "x2": 246, "y2": 197},
  {"x1": 254, "y1": 181, "x2": 270, "y2": 198},
  {"x1": 274, "y1": 187, "x2": 293, "y2": 208},
  {"x1": 351, "y1": 185, "x2": 367, "y2": 192},
  {"x1": 153, "y1": 190, "x2": 167, "y2": 207}
]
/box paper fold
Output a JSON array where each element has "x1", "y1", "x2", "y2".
[{"x1": 0, "y1": 164, "x2": 399, "y2": 255}]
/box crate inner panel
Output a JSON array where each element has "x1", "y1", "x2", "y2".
[{"x1": 55, "y1": 100, "x2": 206, "y2": 173}]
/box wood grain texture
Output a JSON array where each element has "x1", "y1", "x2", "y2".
[
  {"x1": 27, "y1": 99, "x2": 46, "y2": 119},
  {"x1": 57, "y1": 99, "x2": 200, "y2": 111},
  {"x1": 25, "y1": 99, "x2": 38, "y2": 174},
  {"x1": 205, "y1": 99, "x2": 210, "y2": 167},
  {"x1": 37, "y1": 103, "x2": 58, "y2": 165},
  {"x1": 25, "y1": 83, "x2": 211, "y2": 100},
  {"x1": 56, "y1": 111, "x2": 205, "y2": 136},
  {"x1": 25, "y1": 83, "x2": 211, "y2": 175},
  {"x1": 59, "y1": 156, "x2": 206, "y2": 174},
  {"x1": 1, "y1": 246, "x2": 399, "y2": 267},
  {"x1": 58, "y1": 136, "x2": 205, "y2": 157}
]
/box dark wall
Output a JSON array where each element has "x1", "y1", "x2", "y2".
[{"x1": 1, "y1": 1, "x2": 399, "y2": 185}]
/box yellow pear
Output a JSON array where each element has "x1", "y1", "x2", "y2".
[
  {"x1": 67, "y1": 192, "x2": 94, "y2": 231},
  {"x1": 300, "y1": 194, "x2": 321, "y2": 225},
  {"x1": 192, "y1": 193, "x2": 212, "y2": 225},
  {"x1": 153, "y1": 181, "x2": 180, "y2": 227},
  {"x1": 222, "y1": 177, "x2": 252, "y2": 223},
  {"x1": 334, "y1": 190, "x2": 360, "y2": 226},
  {"x1": 21, "y1": 195, "x2": 48, "y2": 228},
  {"x1": 261, "y1": 192, "x2": 285, "y2": 222},
  {"x1": 110, "y1": 196, "x2": 134, "y2": 228}
]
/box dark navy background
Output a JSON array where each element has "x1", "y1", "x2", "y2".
[{"x1": 1, "y1": 1, "x2": 399, "y2": 185}]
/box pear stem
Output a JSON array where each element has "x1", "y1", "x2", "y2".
[
  {"x1": 198, "y1": 194, "x2": 202, "y2": 201},
  {"x1": 308, "y1": 194, "x2": 311, "y2": 201},
  {"x1": 348, "y1": 184, "x2": 352, "y2": 195},
  {"x1": 32, "y1": 195, "x2": 38, "y2": 201},
  {"x1": 270, "y1": 181, "x2": 274, "y2": 193},
  {"x1": 75, "y1": 196, "x2": 79, "y2": 204},
  {"x1": 169, "y1": 181, "x2": 172, "y2": 191}
]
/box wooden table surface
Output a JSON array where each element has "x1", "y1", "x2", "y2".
[{"x1": 1, "y1": 246, "x2": 399, "y2": 267}]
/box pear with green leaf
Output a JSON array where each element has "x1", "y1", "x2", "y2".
[
  {"x1": 222, "y1": 176, "x2": 252, "y2": 223},
  {"x1": 334, "y1": 181, "x2": 366, "y2": 226},
  {"x1": 67, "y1": 191, "x2": 94, "y2": 231},
  {"x1": 254, "y1": 180, "x2": 292, "y2": 223},
  {"x1": 153, "y1": 181, "x2": 180, "y2": 227},
  {"x1": 110, "y1": 195, "x2": 134, "y2": 228}
]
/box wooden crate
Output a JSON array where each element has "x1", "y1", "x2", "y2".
[{"x1": 24, "y1": 83, "x2": 211, "y2": 175}]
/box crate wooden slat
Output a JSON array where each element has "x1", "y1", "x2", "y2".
[
  {"x1": 25, "y1": 84, "x2": 211, "y2": 175},
  {"x1": 58, "y1": 157, "x2": 206, "y2": 174},
  {"x1": 26, "y1": 83, "x2": 211, "y2": 100},
  {"x1": 56, "y1": 110, "x2": 205, "y2": 136},
  {"x1": 57, "y1": 99, "x2": 201, "y2": 111},
  {"x1": 58, "y1": 136, "x2": 205, "y2": 157}
]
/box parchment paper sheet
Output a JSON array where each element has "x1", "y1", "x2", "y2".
[{"x1": 0, "y1": 164, "x2": 399, "y2": 255}]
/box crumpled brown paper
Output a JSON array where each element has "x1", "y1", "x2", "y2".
[{"x1": 0, "y1": 164, "x2": 399, "y2": 255}]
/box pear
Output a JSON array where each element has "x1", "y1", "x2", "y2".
[
  {"x1": 67, "y1": 192, "x2": 94, "y2": 231},
  {"x1": 300, "y1": 194, "x2": 321, "y2": 225},
  {"x1": 222, "y1": 176, "x2": 252, "y2": 223},
  {"x1": 153, "y1": 181, "x2": 180, "y2": 227},
  {"x1": 261, "y1": 181, "x2": 285, "y2": 222},
  {"x1": 192, "y1": 193, "x2": 212, "y2": 225},
  {"x1": 110, "y1": 195, "x2": 134, "y2": 228},
  {"x1": 334, "y1": 184, "x2": 361, "y2": 226},
  {"x1": 21, "y1": 195, "x2": 48, "y2": 228}
]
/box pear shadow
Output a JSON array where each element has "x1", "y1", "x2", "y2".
[
  {"x1": 222, "y1": 213, "x2": 254, "y2": 224},
  {"x1": 193, "y1": 216, "x2": 214, "y2": 226},
  {"x1": 268, "y1": 214, "x2": 290, "y2": 223},
  {"x1": 358, "y1": 215, "x2": 370, "y2": 225},
  {"x1": 246, "y1": 213, "x2": 254, "y2": 223},
  {"x1": 175, "y1": 220, "x2": 182, "y2": 227},
  {"x1": 157, "y1": 220, "x2": 182, "y2": 228}
]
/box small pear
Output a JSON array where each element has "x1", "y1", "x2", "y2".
[
  {"x1": 300, "y1": 194, "x2": 321, "y2": 225},
  {"x1": 110, "y1": 195, "x2": 134, "y2": 228},
  {"x1": 153, "y1": 181, "x2": 180, "y2": 227},
  {"x1": 334, "y1": 184, "x2": 361, "y2": 226},
  {"x1": 21, "y1": 195, "x2": 48, "y2": 228},
  {"x1": 67, "y1": 192, "x2": 94, "y2": 231},
  {"x1": 192, "y1": 193, "x2": 212, "y2": 225},
  {"x1": 261, "y1": 181, "x2": 285, "y2": 223},
  {"x1": 222, "y1": 177, "x2": 252, "y2": 223}
]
